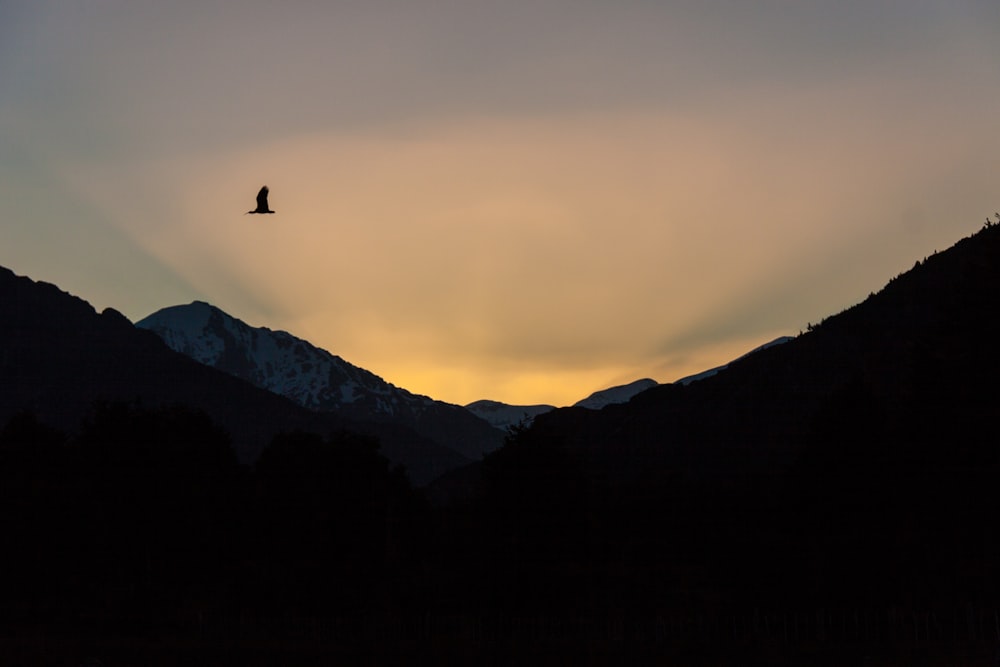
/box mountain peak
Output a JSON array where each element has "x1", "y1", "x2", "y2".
[
  {"x1": 137, "y1": 302, "x2": 505, "y2": 468},
  {"x1": 139, "y1": 302, "x2": 406, "y2": 409},
  {"x1": 572, "y1": 378, "x2": 659, "y2": 410}
]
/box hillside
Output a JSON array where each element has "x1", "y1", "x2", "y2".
[
  {"x1": 525, "y1": 223, "x2": 1000, "y2": 481},
  {"x1": 0, "y1": 267, "x2": 467, "y2": 484},
  {"x1": 137, "y1": 302, "x2": 504, "y2": 461},
  {"x1": 461, "y1": 221, "x2": 1000, "y2": 612},
  {"x1": 3, "y1": 222, "x2": 1000, "y2": 663}
]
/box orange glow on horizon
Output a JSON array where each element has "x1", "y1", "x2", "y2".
[{"x1": 4, "y1": 3, "x2": 998, "y2": 407}]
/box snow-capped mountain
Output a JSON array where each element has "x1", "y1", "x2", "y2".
[
  {"x1": 465, "y1": 379, "x2": 661, "y2": 431},
  {"x1": 137, "y1": 302, "x2": 504, "y2": 461},
  {"x1": 464, "y1": 400, "x2": 556, "y2": 433},
  {"x1": 139, "y1": 302, "x2": 389, "y2": 413},
  {"x1": 674, "y1": 336, "x2": 794, "y2": 385},
  {"x1": 468, "y1": 337, "x2": 796, "y2": 429},
  {"x1": 572, "y1": 378, "x2": 659, "y2": 410}
]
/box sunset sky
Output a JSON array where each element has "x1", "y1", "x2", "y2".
[{"x1": 2, "y1": 2, "x2": 998, "y2": 407}]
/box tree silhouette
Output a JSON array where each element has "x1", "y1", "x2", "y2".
[{"x1": 252, "y1": 429, "x2": 414, "y2": 615}]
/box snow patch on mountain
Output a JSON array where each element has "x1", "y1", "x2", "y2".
[
  {"x1": 136, "y1": 302, "x2": 505, "y2": 461},
  {"x1": 464, "y1": 400, "x2": 556, "y2": 433},
  {"x1": 138, "y1": 301, "x2": 404, "y2": 412},
  {"x1": 674, "y1": 336, "x2": 794, "y2": 385},
  {"x1": 573, "y1": 378, "x2": 659, "y2": 410}
]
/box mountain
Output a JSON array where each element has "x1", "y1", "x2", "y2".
[
  {"x1": 452, "y1": 222, "x2": 1000, "y2": 611},
  {"x1": 572, "y1": 377, "x2": 659, "y2": 410},
  {"x1": 464, "y1": 379, "x2": 662, "y2": 432},
  {"x1": 523, "y1": 223, "x2": 1000, "y2": 482},
  {"x1": 136, "y1": 302, "x2": 504, "y2": 462},
  {"x1": 673, "y1": 335, "x2": 794, "y2": 385},
  {"x1": 7, "y1": 222, "x2": 1000, "y2": 653},
  {"x1": 0, "y1": 267, "x2": 329, "y2": 463},
  {"x1": 465, "y1": 338, "x2": 795, "y2": 430},
  {"x1": 464, "y1": 400, "x2": 556, "y2": 432},
  {"x1": 0, "y1": 267, "x2": 468, "y2": 484}
]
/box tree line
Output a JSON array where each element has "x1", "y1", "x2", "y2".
[{"x1": 2, "y1": 394, "x2": 999, "y2": 662}]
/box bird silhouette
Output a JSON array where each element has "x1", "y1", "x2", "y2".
[{"x1": 247, "y1": 186, "x2": 275, "y2": 214}]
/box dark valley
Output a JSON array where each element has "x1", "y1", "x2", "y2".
[{"x1": 2, "y1": 221, "x2": 1000, "y2": 664}]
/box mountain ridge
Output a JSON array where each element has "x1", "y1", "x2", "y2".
[
  {"x1": 424, "y1": 221, "x2": 1000, "y2": 613},
  {"x1": 5, "y1": 220, "x2": 1000, "y2": 640},
  {"x1": 137, "y1": 301, "x2": 505, "y2": 462},
  {"x1": 464, "y1": 338, "x2": 795, "y2": 431},
  {"x1": 0, "y1": 267, "x2": 468, "y2": 484},
  {"x1": 521, "y1": 222, "x2": 1000, "y2": 482}
]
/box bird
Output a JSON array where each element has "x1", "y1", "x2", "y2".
[{"x1": 246, "y1": 185, "x2": 275, "y2": 214}]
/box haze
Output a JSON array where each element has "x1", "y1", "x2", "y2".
[{"x1": 2, "y1": 2, "x2": 998, "y2": 406}]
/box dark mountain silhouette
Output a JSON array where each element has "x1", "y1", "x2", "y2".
[
  {"x1": 443, "y1": 221, "x2": 1000, "y2": 617},
  {"x1": 136, "y1": 301, "x2": 504, "y2": 462},
  {"x1": 0, "y1": 266, "x2": 465, "y2": 483},
  {"x1": 523, "y1": 224, "x2": 1000, "y2": 484}
]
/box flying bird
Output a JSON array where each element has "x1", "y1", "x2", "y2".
[{"x1": 247, "y1": 186, "x2": 275, "y2": 214}]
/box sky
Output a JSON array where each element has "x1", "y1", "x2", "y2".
[{"x1": 2, "y1": 2, "x2": 999, "y2": 407}]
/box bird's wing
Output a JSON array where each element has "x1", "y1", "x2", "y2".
[{"x1": 256, "y1": 186, "x2": 270, "y2": 210}]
